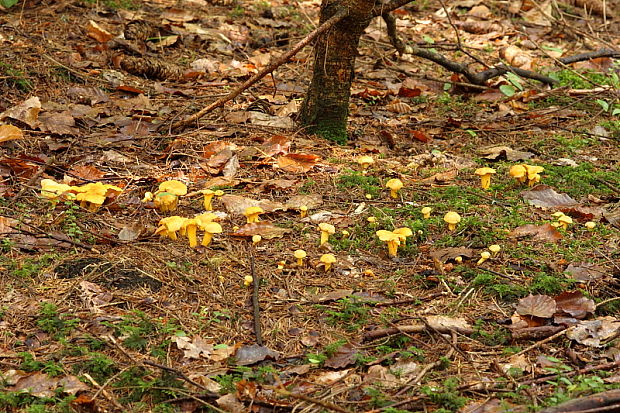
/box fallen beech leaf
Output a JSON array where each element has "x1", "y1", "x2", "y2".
[
  {"x1": 235, "y1": 344, "x2": 279, "y2": 366},
  {"x1": 406, "y1": 129, "x2": 431, "y2": 143},
  {"x1": 261, "y1": 135, "x2": 290, "y2": 157},
  {"x1": 162, "y1": 8, "x2": 196, "y2": 22},
  {"x1": 0, "y1": 216, "x2": 18, "y2": 234},
  {"x1": 307, "y1": 289, "x2": 353, "y2": 303},
  {"x1": 259, "y1": 179, "x2": 299, "y2": 191},
  {"x1": 324, "y1": 342, "x2": 361, "y2": 369},
  {"x1": 420, "y1": 169, "x2": 458, "y2": 184},
  {"x1": 522, "y1": 185, "x2": 578, "y2": 208},
  {"x1": 277, "y1": 153, "x2": 321, "y2": 173},
  {"x1": 564, "y1": 263, "x2": 606, "y2": 282},
  {"x1": 285, "y1": 194, "x2": 323, "y2": 210},
  {"x1": 232, "y1": 222, "x2": 290, "y2": 239},
  {"x1": 86, "y1": 20, "x2": 113, "y2": 43},
  {"x1": 171, "y1": 335, "x2": 213, "y2": 359},
  {"x1": 509, "y1": 223, "x2": 562, "y2": 242},
  {"x1": 67, "y1": 165, "x2": 105, "y2": 183},
  {"x1": 566, "y1": 317, "x2": 620, "y2": 347},
  {"x1": 430, "y1": 247, "x2": 476, "y2": 262},
  {"x1": 516, "y1": 294, "x2": 556, "y2": 318},
  {"x1": 38, "y1": 111, "x2": 77, "y2": 135},
  {"x1": 385, "y1": 100, "x2": 411, "y2": 113},
  {"x1": 554, "y1": 291, "x2": 595, "y2": 319},
  {"x1": 0, "y1": 125, "x2": 23, "y2": 143},
  {"x1": 0, "y1": 96, "x2": 41, "y2": 127},
  {"x1": 315, "y1": 369, "x2": 351, "y2": 385},
  {"x1": 220, "y1": 195, "x2": 285, "y2": 215},
  {"x1": 479, "y1": 145, "x2": 534, "y2": 161},
  {"x1": 425, "y1": 316, "x2": 473, "y2": 334}
]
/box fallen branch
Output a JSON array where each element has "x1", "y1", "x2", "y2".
[
  {"x1": 538, "y1": 389, "x2": 620, "y2": 413},
  {"x1": 166, "y1": 9, "x2": 348, "y2": 131},
  {"x1": 362, "y1": 322, "x2": 473, "y2": 341},
  {"x1": 559, "y1": 48, "x2": 620, "y2": 64},
  {"x1": 250, "y1": 249, "x2": 263, "y2": 345}
]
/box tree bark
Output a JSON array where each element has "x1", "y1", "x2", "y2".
[{"x1": 298, "y1": 0, "x2": 376, "y2": 143}]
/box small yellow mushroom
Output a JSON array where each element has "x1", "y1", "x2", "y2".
[
  {"x1": 252, "y1": 235, "x2": 262, "y2": 245},
  {"x1": 320, "y1": 254, "x2": 336, "y2": 272},
  {"x1": 158, "y1": 180, "x2": 188, "y2": 196},
  {"x1": 474, "y1": 167, "x2": 497, "y2": 190},
  {"x1": 584, "y1": 221, "x2": 596, "y2": 230},
  {"x1": 509, "y1": 165, "x2": 527, "y2": 184},
  {"x1": 154, "y1": 192, "x2": 178, "y2": 212},
  {"x1": 142, "y1": 192, "x2": 153, "y2": 202},
  {"x1": 318, "y1": 222, "x2": 336, "y2": 246},
  {"x1": 200, "y1": 189, "x2": 216, "y2": 211},
  {"x1": 444, "y1": 211, "x2": 461, "y2": 231},
  {"x1": 551, "y1": 211, "x2": 566, "y2": 218},
  {"x1": 477, "y1": 251, "x2": 491, "y2": 265},
  {"x1": 40, "y1": 179, "x2": 74, "y2": 200},
  {"x1": 155, "y1": 216, "x2": 187, "y2": 241},
  {"x1": 557, "y1": 215, "x2": 573, "y2": 230},
  {"x1": 488, "y1": 244, "x2": 501, "y2": 255},
  {"x1": 277, "y1": 260, "x2": 286, "y2": 270},
  {"x1": 294, "y1": 249, "x2": 306, "y2": 266},
  {"x1": 524, "y1": 165, "x2": 544, "y2": 186},
  {"x1": 299, "y1": 205, "x2": 308, "y2": 218},
  {"x1": 244, "y1": 206, "x2": 264, "y2": 224},
  {"x1": 201, "y1": 221, "x2": 222, "y2": 247},
  {"x1": 357, "y1": 155, "x2": 375, "y2": 171},
  {"x1": 244, "y1": 275, "x2": 254, "y2": 287},
  {"x1": 377, "y1": 230, "x2": 401, "y2": 257},
  {"x1": 386, "y1": 178, "x2": 403, "y2": 199},
  {"x1": 365, "y1": 194, "x2": 373, "y2": 199},
  {"x1": 393, "y1": 227, "x2": 413, "y2": 246},
  {"x1": 454, "y1": 256, "x2": 463, "y2": 263},
  {"x1": 421, "y1": 207, "x2": 433, "y2": 219},
  {"x1": 183, "y1": 218, "x2": 199, "y2": 248},
  {"x1": 341, "y1": 230, "x2": 350, "y2": 237},
  {"x1": 367, "y1": 216, "x2": 377, "y2": 223}
]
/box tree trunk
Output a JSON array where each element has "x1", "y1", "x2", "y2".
[{"x1": 298, "y1": 0, "x2": 375, "y2": 143}]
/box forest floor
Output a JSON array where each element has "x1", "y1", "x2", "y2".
[{"x1": 1, "y1": 0, "x2": 620, "y2": 412}]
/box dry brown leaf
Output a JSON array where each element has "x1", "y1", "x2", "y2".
[
  {"x1": 567, "y1": 317, "x2": 620, "y2": 347},
  {"x1": 522, "y1": 185, "x2": 578, "y2": 208},
  {"x1": 0, "y1": 216, "x2": 18, "y2": 234},
  {"x1": 220, "y1": 195, "x2": 285, "y2": 215},
  {"x1": 324, "y1": 342, "x2": 361, "y2": 369},
  {"x1": 385, "y1": 100, "x2": 411, "y2": 114},
  {"x1": 86, "y1": 20, "x2": 113, "y2": 42},
  {"x1": 430, "y1": 247, "x2": 476, "y2": 263},
  {"x1": 285, "y1": 194, "x2": 323, "y2": 210},
  {"x1": 171, "y1": 335, "x2": 213, "y2": 359},
  {"x1": 232, "y1": 222, "x2": 290, "y2": 239},
  {"x1": 554, "y1": 291, "x2": 595, "y2": 319},
  {"x1": 162, "y1": 8, "x2": 196, "y2": 22},
  {"x1": 38, "y1": 111, "x2": 77, "y2": 135},
  {"x1": 277, "y1": 153, "x2": 320, "y2": 173},
  {"x1": 0, "y1": 125, "x2": 23, "y2": 143},
  {"x1": 509, "y1": 223, "x2": 562, "y2": 242},
  {"x1": 479, "y1": 145, "x2": 534, "y2": 161},
  {"x1": 235, "y1": 344, "x2": 279, "y2": 366},
  {"x1": 564, "y1": 263, "x2": 606, "y2": 282},
  {"x1": 516, "y1": 294, "x2": 557, "y2": 318},
  {"x1": 0, "y1": 96, "x2": 41, "y2": 128}
]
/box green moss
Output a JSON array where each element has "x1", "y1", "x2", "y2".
[{"x1": 310, "y1": 121, "x2": 348, "y2": 144}]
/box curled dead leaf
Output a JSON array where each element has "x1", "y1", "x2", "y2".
[{"x1": 516, "y1": 294, "x2": 557, "y2": 318}]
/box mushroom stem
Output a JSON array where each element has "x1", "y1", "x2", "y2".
[
  {"x1": 202, "y1": 233, "x2": 214, "y2": 247},
  {"x1": 320, "y1": 231, "x2": 329, "y2": 246},
  {"x1": 480, "y1": 175, "x2": 491, "y2": 190},
  {"x1": 187, "y1": 225, "x2": 197, "y2": 248},
  {"x1": 387, "y1": 240, "x2": 399, "y2": 257},
  {"x1": 203, "y1": 193, "x2": 215, "y2": 210},
  {"x1": 389, "y1": 189, "x2": 398, "y2": 199},
  {"x1": 324, "y1": 263, "x2": 332, "y2": 271},
  {"x1": 297, "y1": 258, "x2": 303, "y2": 266},
  {"x1": 448, "y1": 223, "x2": 456, "y2": 231}
]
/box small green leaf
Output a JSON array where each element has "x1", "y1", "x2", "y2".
[
  {"x1": 0, "y1": 0, "x2": 19, "y2": 7},
  {"x1": 422, "y1": 35, "x2": 435, "y2": 44},
  {"x1": 499, "y1": 84, "x2": 516, "y2": 97},
  {"x1": 505, "y1": 72, "x2": 524, "y2": 91},
  {"x1": 612, "y1": 108, "x2": 620, "y2": 116},
  {"x1": 595, "y1": 99, "x2": 610, "y2": 112},
  {"x1": 466, "y1": 129, "x2": 477, "y2": 137},
  {"x1": 541, "y1": 45, "x2": 564, "y2": 53},
  {"x1": 443, "y1": 82, "x2": 451, "y2": 91}
]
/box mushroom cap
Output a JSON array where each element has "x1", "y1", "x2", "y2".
[
  {"x1": 195, "y1": 213, "x2": 218, "y2": 227},
  {"x1": 480, "y1": 251, "x2": 491, "y2": 259},
  {"x1": 154, "y1": 192, "x2": 178, "y2": 209},
  {"x1": 443, "y1": 211, "x2": 461, "y2": 224},
  {"x1": 357, "y1": 156, "x2": 375, "y2": 166},
  {"x1": 294, "y1": 249, "x2": 307, "y2": 259},
  {"x1": 244, "y1": 206, "x2": 264, "y2": 216},
  {"x1": 158, "y1": 180, "x2": 188, "y2": 196},
  {"x1": 386, "y1": 178, "x2": 403, "y2": 191},
  {"x1": 252, "y1": 235, "x2": 262, "y2": 242},
  {"x1": 376, "y1": 230, "x2": 399, "y2": 242},
  {"x1": 584, "y1": 221, "x2": 596, "y2": 229},
  {"x1": 421, "y1": 207, "x2": 432, "y2": 214},
  {"x1": 214, "y1": 190, "x2": 225, "y2": 196},
  {"x1": 40, "y1": 179, "x2": 74, "y2": 199},
  {"x1": 509, "y1": 165, "x2": 527, "y2": 178},
  {"x1": 158, "y1": 216, "x2": 187, "y2": 233},
  {"x1": 524, "y1": 165, "x2": 544, "y2": 179},
  {"x1": 551, "y1": 211, "x2": 566, "y2": 217},
  {"x1": 488, "y1": 244, "x2": 501, "y2": 253},
  {"x1": 318, "y1": 222, "x2": 335, "y2": 234},
  {"x1": 199, "y1": 189, "x2": 214, "y2": 195},
  {"x1": 393, "y1": 227, "x2": 413, "y2": 240},
  {"x1": 182, "y1": 218, "x2": 197, "y2": 229},
  {"x1": 558, "y1": 215, "x2": 573, "y2": 224},
  {"x1": 475, "y1": 167, "x2": 496, "y2": 176},
  {"x1": 320, "y1": 253, "x2": 336, "y2": 264},
  {"x1": 299, "y1": 205, "x2": 308, "y2": 211},
  {"x1": 203, "y1": 222, "x2": 223, "y2": 234}
]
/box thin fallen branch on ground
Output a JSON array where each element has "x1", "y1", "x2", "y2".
[
  {"x1": 362, "y1": 321, "x2": 473, "y2": 342},
  {"x1": 538, "y1": 389, "x2": 620, "y2": 413},
  {"x1": 265, "y1": 385, "x2": 353, "y2": 413},
  {"x1": 166, "y1": 9, "x2": 348, "y2": 131},
  {"x1": 558, "y1": 48, "x2": 620, "y2": 64}
]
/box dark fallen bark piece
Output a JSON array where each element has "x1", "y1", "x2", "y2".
[
  {"x1": 114, "y1": 54, "x2": 183, "y2": 80},
  {"x1": 538, "y1": 389, "x2": 620, "y2": 413},
  {"x1": 559, "y1": 48, "x2": 620, "y2": 65},
  {"x1": 382, "y1": 11, "x2": 406, "y2": 54},
  {"x1": 510, "y1": 325, "x2": 564, "y2": 341},
  {"x1": 362, "y1": 322, "x2": 473, "y2": 341}
]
